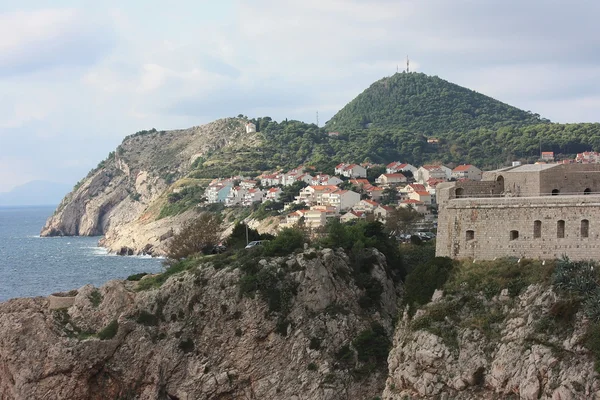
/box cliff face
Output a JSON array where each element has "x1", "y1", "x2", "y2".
[
  {"x1": 0, "y1": 248, "x2": 399, "y2": 400},
  {"x1": 383, "y1": 285, "x2": 600, "y2": 399},
  {"x1": 40, "y1": 119, "x2": 247, "y2": 254}
]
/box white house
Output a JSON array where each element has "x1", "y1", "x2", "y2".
[
  {"x1": 416, "y1": 165, "x2": 451, "y2": 183},
  {"x1": 376, "y1": 173, "x2": 407, "y2": 186},
  {"x1": 451, "y1": 165, "x2": 482, "y2": 181},
  {"x1": 386, "y1": 162, "x2": 417, "y2": 175},
  {"x1": 322, "y1": 189, "x2": 360, "y2": 212},
  {"x1": 246, "y1": 122, "x2": 256, "y2": 133},
  {"x1": 353, "y1": 199, "x2": 380, "y2": 213},
  {"x1": 242, "y1": 188, "x2": 264, "y2": 206},
  {"x1": 240, "y1": 180, "x2": 258, "y2": 189},
  {"x1": 303, "y1": 209, "x2": 327, "y2": 228},
  {"x1": 408, "y1": 190, "x2": 432, "y2": 205},
  {"x1": 264, "y1": 187, "x2": 283, "y2": 202},
  {"x1": 225, "y1": 186, "x2": 248, "y2": 206},
  {"x1": 296, "y1": 185, "x2": 338, "y2": 206},
  {"x1": 206, "y1": 181, "x2": 234, "y2": 203},
  {"x1": 374, "y1": 204, "x2": 395, "y2": 222},
  {"x1": 400, "y1": 199, "x2": 428, "y2": 214},
  {"x1": 335, "y1": 163, "x2": 367, "y2": 178},
  {"x1": 340, "y1": 210, "x2": 366, "y2": 223}
]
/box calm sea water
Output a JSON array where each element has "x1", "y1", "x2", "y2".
[{"x1": 0, "y1": 206, "x2": 163, "y2": 302}]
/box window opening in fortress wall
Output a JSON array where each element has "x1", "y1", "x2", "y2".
[
  {"x1": 557, "y1": 220, "x2": 565, "y2": 238},
  {"x1": 581, "y1": 219, "x2": 589, "y2": 238},
  {"x1": 466, "y1": 230, "x2": 474, "y2": 241},
  {"x1": 510, "y1": 230, "x2": 519, "y2": 240},
  {"x1": 533, "y1": 220, "x2": 541, "y2": 238}
]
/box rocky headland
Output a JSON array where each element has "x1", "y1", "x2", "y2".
[{"x1": 40, "y1": 118, "x2": 251, "y2": 256}]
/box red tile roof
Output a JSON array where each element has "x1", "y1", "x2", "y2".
[{"x1": 452, "y1": 164, "x2": 474, "y2": 172}]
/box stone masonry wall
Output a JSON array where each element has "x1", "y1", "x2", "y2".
[{"x1": 436, "y1": 195, "x2": 600, "y2": 260}]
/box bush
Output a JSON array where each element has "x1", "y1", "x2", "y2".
[
  {"x1": 126, "y1": 272, "x2": 148, "y2": 281},
  {"x1": 178, "y1": 338, "x2": 195, "y2": 353},
  {"x1": 167, "y1": 213, "x2": 223, "y2": 260},
  {"x1": 334, "y1": 344, "x2": 354, "y2": 369},
  {"x1": 97, "y1": 320, "x2": 119, "y2": 340},
  {"x1": 404, "y1": 257, "x2": 454, "y2": 311},
  {"x1": 136, "y1": 258, "x2": 199, "y2": 291},
  {"x1": 352, "y1": 323, "x2": 390, "y2": 366},
  {"x1": 88, "y1": 289, "x2": 102, "y2": 307},
  {"x1": 263, "y1": 228, "x2": 305, "y2": 256},
  {"x1": 136, "y1": 310, "x2": 160, "y2": 326},
  {"x1": 309, "y1": 337, "x2": 322, "y2": 350},
  {"x1": 308, "y1": 362, "x2": 318, "y2": 371}
]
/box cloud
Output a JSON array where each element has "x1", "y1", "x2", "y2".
[{"x1": 0, "y1": 8, "x2": 115, "y2": 76}]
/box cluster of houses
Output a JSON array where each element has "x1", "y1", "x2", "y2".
[{"x1": 201, "y1": 161, "x2": 485, "y2": 230}]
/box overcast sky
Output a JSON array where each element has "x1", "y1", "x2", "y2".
[{"x1": 1, "y1": 0, "x2": 599, "y2": 192}]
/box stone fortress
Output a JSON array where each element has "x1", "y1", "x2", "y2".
[{"x1": 436, "y1": 163, "x2": 600, "y2": 260}]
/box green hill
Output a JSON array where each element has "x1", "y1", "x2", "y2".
[{"x1": 326, "y1": 72, "x2": 547, "y2": 133}]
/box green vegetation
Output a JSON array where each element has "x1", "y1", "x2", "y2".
[
  {"x1": 166, "y1": 213, "x2": 223, "y2": 260},
  {"x1": 178, "y1": 338, "x2": 195, "y2": 353},
  {"x1": 158, "y1": 185, "x2": 205, "y2": 218},
  {"x1": 136, "y1": 310, "x2": 160, "y2": 326},
  {"x1": 136, "y1": 258, "x2": 200, "y2": 291},
  {"x1": 352, "y1": 323, "x2": 390, "y2": 366},
  {"x1": 404, "y1": 257, "x2": 454, "y2": 312},
  {"x1": 97, "y1": 320, "x2": 119, "y2": 340},
  {"x1": 88, "y1": 289, "x2": 103, "y2": 308},
  {"x1": 327, "y1": 72, "x2": 543, "y2": 132},
  {"x1": 126, "y1": 272, "x2": 148, "y2": 281}
]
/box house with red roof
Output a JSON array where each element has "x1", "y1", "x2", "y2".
[
  {"x1": 386, "y1": 162, "x2": 417, "y2": 175},
  {"x1": 451, "y1": 165, "x2": 482, "y2": 181},
  {"x1": 264, "y1": 187, "x2": 283, "y2": 202},
  {"x1": 322, "y1": 189, "x2": 361, "y2": 212},
  {"x1": 400, "y1": 199, "x2": 428, "y2": 214},
  {"x1": 340, "y1": 210, "x2": 366, "y2": 223},
  {"x1": 353, "y1": 199, "x2": 380, "y2": 213},
  {"x1": 409, "y1": 190, "x2": 432, "y2": 205},
  {"x1": 416, "y1": 165, "x2": 451, "y2": 183},
  {"x1": 334, "y1": 163, "x2": 367, "y2": 178},
  {"x1": 576, "y1": 151, "x2": 600, "y2": 163},
  {"x1": 541, "y1": 152, "x2": 554, "y2": 161},
  {"x1": 376, "y1": 173, "x2": 407, "y2": 186},
  {"x1": 374, "y1": 204, "x2": 395, "y2": 222}
]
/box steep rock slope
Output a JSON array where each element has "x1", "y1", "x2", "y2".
[
  {"x1": 40, "y1": 119, "x2": 247, "y2": 252},
  {"x1": 383, "y1": 284, "x2": 600, "y2": 399},
  {"x1": 0, "y1": 248, "x2": 399, "y2": 399}
]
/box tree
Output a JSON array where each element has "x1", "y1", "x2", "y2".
[
  {"x1": 167, "y1": 213, "x2": 223, "y2": 260},
  {"x1": 381, "y1": 187, "x2": 399, "y2": 205},
  {"x1": 386, "y1": 206, "x2": 422, "y2": 235},
  {"x1": 367, "y1": 165, "x2": 386, "y2": 183}
]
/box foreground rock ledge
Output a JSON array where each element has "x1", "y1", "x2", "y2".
[{"x1": 0, "y1": 248, "x2": 399, "y2": 400}]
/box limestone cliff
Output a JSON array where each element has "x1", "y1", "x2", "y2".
[
  {"x1": 383, "y1": 284, "x2": 600, "y2": 399},
  {"x1": 40, "y1": 118, "x2": 248, "y2": 255},
  {"x1": 0, "y1": 248, "x2": 399, "y2": 400}
]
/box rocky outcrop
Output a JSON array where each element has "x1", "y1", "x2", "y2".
[
  {"x1": 0, "y1": 248, "x2": 399, "y2": 399},
  {"x1": 383, "y1": 285, "x2": 600, "y2": 399},
  {"x1": 40, "y1": 119, "x2": 247, "y2": 253}
]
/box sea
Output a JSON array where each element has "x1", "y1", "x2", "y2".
[{"x1": 0, "y1": 206, "x2": 164, "y2": 302}]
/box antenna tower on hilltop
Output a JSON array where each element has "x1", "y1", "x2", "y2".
[
  {"x1": 406, "y1": 55, "x2": 410, "y2": 73},
  {"x1": 316, "y1": 111, "x2": 319, "y2": 127}
]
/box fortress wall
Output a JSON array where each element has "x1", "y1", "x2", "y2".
[{"x1": 436, "y1": 196, "x2": 600, "y2": 261}]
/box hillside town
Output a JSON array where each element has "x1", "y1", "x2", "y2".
[{"x1": 198, "y1": 149, "x2": 600, "y2": 235}]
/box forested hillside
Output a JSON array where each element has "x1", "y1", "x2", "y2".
[{"x1": 326, "y1": 72, "x2": 546, "y2": 132}]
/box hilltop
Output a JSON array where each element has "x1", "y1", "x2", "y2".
[{"x1": 326, "y1": 72, "x2": 546, "y2": 133}]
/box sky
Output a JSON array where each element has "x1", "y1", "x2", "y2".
[{"x1": 1, "y1": 0, "x2": 599, "y2": 192}]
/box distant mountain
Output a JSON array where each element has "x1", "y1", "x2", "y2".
[
  {"x1": 326, "y1": 72, "x2": 547, "y2": 133},
  {"x1": 0, "y1": 180, "x2": 72, "y2": 206}
]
